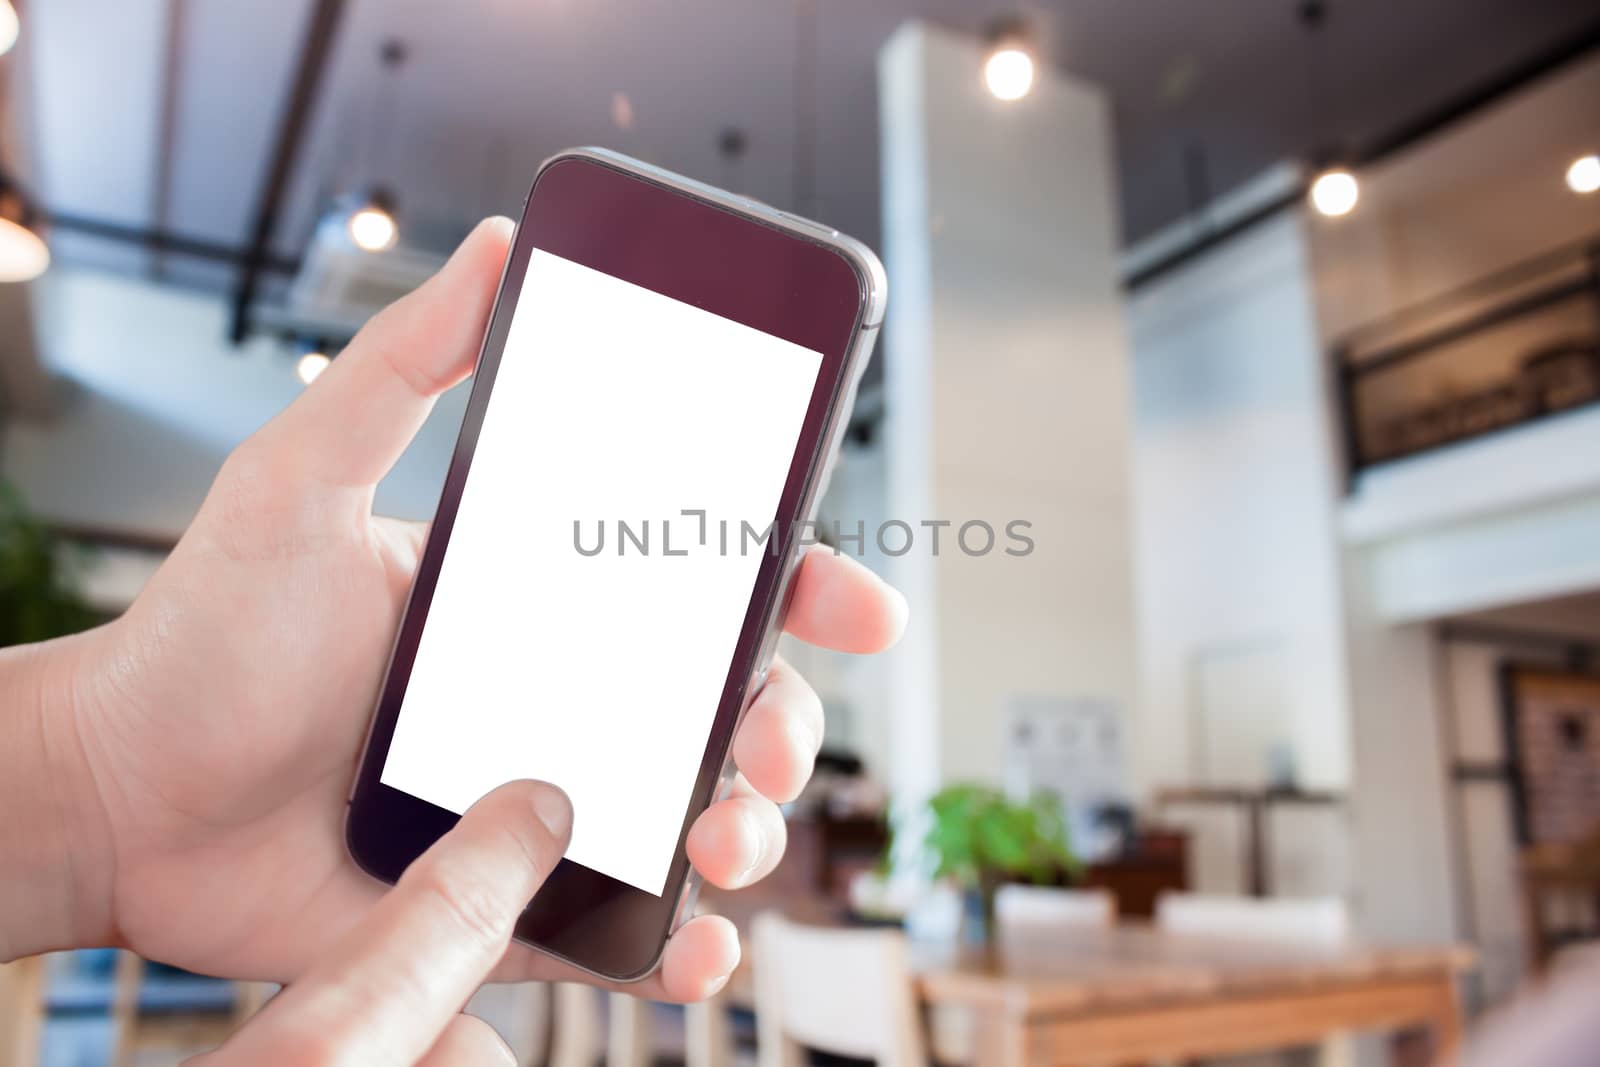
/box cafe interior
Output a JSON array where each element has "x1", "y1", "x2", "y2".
[{"x1": 2, "y1": 1, "x2": 1600, "y2": 1065}]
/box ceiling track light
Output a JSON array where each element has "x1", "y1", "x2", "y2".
[{"x1": 983, "y1": 14, "x2": 1036, "y2": 102}]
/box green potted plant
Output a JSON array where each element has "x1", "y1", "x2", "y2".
[
  {"x1": 0, "y1": 480, "x2": 98, "y2": 646},
  {"x1": 897, "y1": 783, "x2": 1078, "y2": 941}
]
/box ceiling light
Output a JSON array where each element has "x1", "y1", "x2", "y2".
[
  {"x1": 984, "y1": 48, "x2": 1035, "y2": 102},
  {"x1": 296, "y1": 351, "x2": 331, "y2": 386},
  {"x1": 1309, "y1": 168, "x2": 1359, "y2": 218},
  {"x1": 983, "y1": 15, "x2": 1036, "y2": 102},
  {"x1": 0, "y1": 2, "x2": 18, "y2": 57},
  {"x1": 348, "y1": 187, "x2": 398, "y2": 253},
  {"x1": 1567, "y1": 154, "x2": 1600, "y2": 196}
]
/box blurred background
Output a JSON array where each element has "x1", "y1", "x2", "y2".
[{"x1": 1, "y1": 0, "x2": 1599, "y2": 1065}]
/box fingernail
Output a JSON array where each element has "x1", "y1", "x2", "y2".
[
  {"x1": 530, "y1": 784, "x2": 573, "y2": 838},
  {"x1": 886, "y1": 585, "x2": 910, "y2": 631},
  {"x1": 735, "y1": 805, "x2": 766, "y2": 884},
  {"x1": 787, "y1": 707, "x2": 823, "y2": 759},
  {"x1": 703, "y1": 972, "x2": 731, "y2": 999}
]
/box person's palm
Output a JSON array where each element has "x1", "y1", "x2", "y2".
[{"x1": 69, "y1": 219, "x2": 904, "y2": 1000}]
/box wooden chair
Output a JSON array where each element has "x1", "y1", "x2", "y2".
[
  {"x1": 1156, "y1": 893, "x2": 1353, "y2": 1067},
  {"x1": 1520, "y1": 827, "x2": 1600, "y2": 977},
  {"x1": 1155, "y1": 892, "x2": 1349, "y2": 947},
  {"x1": 752, "y1": 911, "x2": 927, "y2": 1067},
  {"x1": 994, "y1": 885, "x2": 1116, "y2": 932}
]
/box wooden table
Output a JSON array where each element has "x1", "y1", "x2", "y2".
[
  {"x1": 912, "y1": 925, "x2": 1472, "y2": 1067},
  {"x1": 704, "y1": 890, "x2": 1471, "y2": 1067}
]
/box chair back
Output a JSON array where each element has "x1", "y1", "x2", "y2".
[
  {"x1": 994, "y1": 885, "x2": 1116, "y2": 932},
  {"x1": 752, "y1": 912, "x2": 927, "y2": 1067},
  {"x1": 1155, "y1": 892, "x2": 1349, "y2": 948}
]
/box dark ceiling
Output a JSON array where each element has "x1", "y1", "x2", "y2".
[{"x1": 19, "y1": 0, "x2": 1600, "y2": 281}]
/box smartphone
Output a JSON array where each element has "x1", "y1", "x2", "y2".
[{"x1": 346, "y1": 148, "x2": 886, "y2": 981}]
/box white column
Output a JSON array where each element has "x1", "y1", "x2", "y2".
[{"x1": 876, "y1": 22, "x2": 1138, "y2": 808}]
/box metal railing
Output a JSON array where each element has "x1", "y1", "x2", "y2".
[{"x1": 1333, "y1": 236, "x2": 1600, "y2": 483}]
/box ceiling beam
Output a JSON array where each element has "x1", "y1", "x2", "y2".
[
  {"x1": 1124, "y1": 14, "x2": 1600, "y2": 293},
  {"x1": 227, "y1": 0, "x2": 348, "y2": 344},
  {"x1": 45, "y1": 210, "x2": 301, "y2": 274}
]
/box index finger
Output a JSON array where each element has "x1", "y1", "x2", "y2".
[
  {"x1": 781, "y1": 545, "x2": 908, "y2": 653},
  {"x1": 205, "y1": 781, "x2": 572, "y2": 1066}
]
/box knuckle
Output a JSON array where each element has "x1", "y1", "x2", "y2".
[
  {"x1": 278, "y1": 1032, "x2": 351, "y2": 1067},
  {"x1": 407, "y1": 863, "x2": 516, "y2": 955}
]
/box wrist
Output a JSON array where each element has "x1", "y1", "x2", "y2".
[{"x1": 0, "y1": 625, "x2": 121, "y2": 960}]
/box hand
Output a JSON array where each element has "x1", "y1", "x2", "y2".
[
  {"x1": 196, "y1": 780, "x2": 575, "y2": 1067},
  {"x1": 10, "y1": 218, "x2": 905, "y2": 1001}
]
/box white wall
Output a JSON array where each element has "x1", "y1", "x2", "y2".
[
  {"x1": 1316, "y1": 52, "x2": 1600, "y2": 624},
  {"x1": 878, "y1": 23, "x2": 1138, "y2": 806},
  {"x1": 1338, "y1": 591, "x2": 1462, "y2": 945},
  {"x1": 3, "y1": 266, "x2": 468, "y2": 546},
  {"x1": 1128, "y1": 213, "x2": 1352, "y2": 794}
]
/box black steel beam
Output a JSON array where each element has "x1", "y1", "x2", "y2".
[
  {"x1": 1124, "y1": 16, "x2": 1600, "y2": 293},
  {"x1": 227, "y1": 0, "x2": 347, "y2": 344},
  {"x1": 1355, "y1": 16, "x2": 1600, "y2": 166},
  {"x1": 46, "y1": 211, "x2": 300, "y2": 274}
]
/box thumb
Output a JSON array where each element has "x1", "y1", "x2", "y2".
[
  {"x1": 258, "y1": 216, "x2": 515, "y2": 491},
  {"x1": 196, "y1": 780, "x2": 571, "y2": 1066}
]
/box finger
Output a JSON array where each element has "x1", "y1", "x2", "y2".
[
  {"x1": 370, "y1": 516, "x2": 431, "y2": 599},
  {"x1": 492, "y1": 913, "x2": 740, "y2": 1003},
  {"x1": 685, "y1": 793, "x2": 787, "y2": 890},
  {"x1": 261, "y1": 216, "x2": 515, "y2": 490},
  {"x1": 210, "y1": 781, "x2": 571, "y2": 1066},
  {"x1": 732, "y1": 656, "x2": 822, "y2": 803},
  {"x1": 657, "y1": 913, "x2": 741, "y2": 1000},
  {"x1": 416, "y1": 1014, "x2": 516, "y2": 1067},
  {"x1": 782, "y1": 545, "x2": 908, "y2": 653}
]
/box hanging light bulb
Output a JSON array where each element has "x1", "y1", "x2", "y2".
[
  {"x1": 1567, "y1": 154, "x2": 1600, "y2": 196},
  {"x1": 983, "y1": 15, "x2": 1036, "y2": 102},
  {"x1": 348, "y1": 187, "x2": 398, "y2": 252},
  {"x1": 0, "y1": 2, "x2": 19, "y2": 57},
  {"x1": 0, "y1": 180, "x2": 49, "y2": 282},
  {"x1": 1310, "y1": 168, "x2": 1359, "y2": 218}
]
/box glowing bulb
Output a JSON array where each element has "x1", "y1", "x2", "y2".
[
  {"x1": 0, "y1": 2, "x2": 18, "y2": 57},
  {"x1": 1567, "y1": 154, "x2": 1600, "y2": 195},
  {"x1": 296, "y1": 351, "x2": 331, "y2": 385},
  {"x1": 1310, "y1": 169, "x2": 1359, "y2": 218},
  {"x1": 348, "y1": 206, "x2": 398, "y2": 252},
  {"x1": 984, "y1": 47, "x2": 1035, "y2": 101},
  {"x1": 0, "y1": 218, "x2": 49, "y2": 282}
]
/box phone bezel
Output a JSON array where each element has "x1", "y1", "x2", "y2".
[{"x1": 346, "y1": 150, "x2": 880, "y2": 981}]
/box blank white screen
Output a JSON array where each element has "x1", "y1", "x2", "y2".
[{"x1": 382, "y1": 248, "x2": 822, "y2": 896}]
